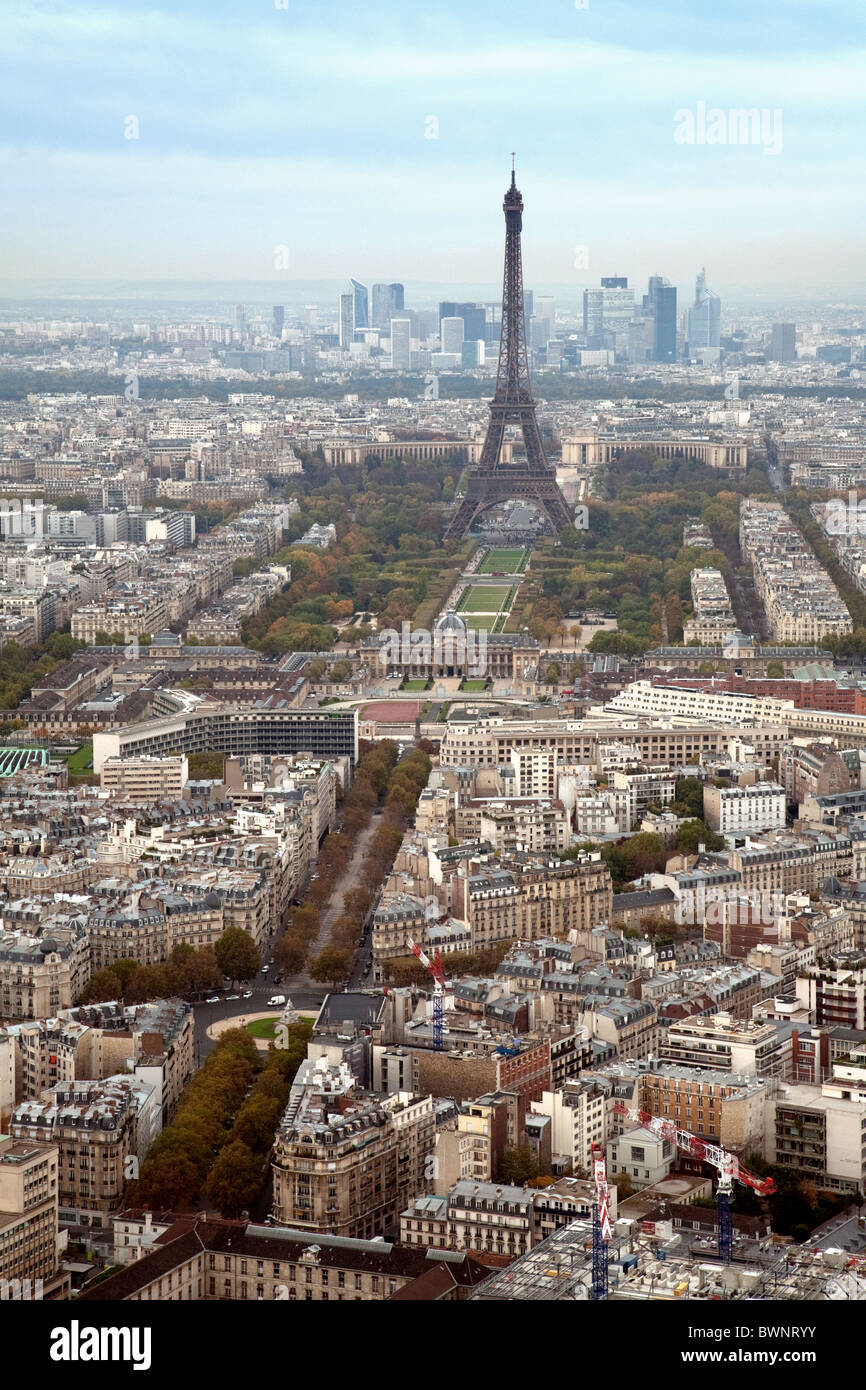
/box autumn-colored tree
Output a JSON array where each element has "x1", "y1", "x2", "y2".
[
  {"x1": 213, "y1": 927, "x2": 260, "y2": 985},
  {"x1": 309, "y1": 947, "x2": 351, "y2": 986}
]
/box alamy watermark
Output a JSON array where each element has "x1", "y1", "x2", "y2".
[
  {"x1": 674, "y1": 102, "x2": 783, "y2": 157},
  {"x1": 675, "y1": 887, "x2": 785, "y2": 927},
  {"x1": 1, "y1": 1277, "x2": 43, "y2": 1300},
  {"x1": 0, "y1": 498, "x2": 45, "y2": 536},
  {"x1": 379, "y1": 621, "x2": 488, "y2": 677},
  {"x1": 822, "y1": 491, "x2": 866, "y2": 537}
]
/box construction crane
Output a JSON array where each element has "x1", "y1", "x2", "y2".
[
  {"x1": 407, "y1": 938, "x2": 446, "y2": 1050},
  {"x1": 591, "y1": 1141, "x2": 613, "y2": 1301},
  {"x1": 612, "y1": 1103, "x2": 775, "y2": 1263}
]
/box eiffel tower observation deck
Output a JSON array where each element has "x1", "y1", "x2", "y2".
[{"x1": 444, "y1": 162, "x2": 573, "y2": 542}]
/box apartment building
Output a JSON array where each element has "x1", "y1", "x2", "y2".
[
  {"x1": 401, "y1": 1180, "x2": 535, "y2": 1261},
  {"x1": 703, "y1": 782, "x2": 786, "y2": 835},
  {"x1": 530, "y1": 1077, "x2": 607, "y2": 1174},
  {"x1": 0, "y1": 1135, "x2": 67, "y2": 1298},
  {"x1": 271, "y1": 1059, "x2": 435, "y2": 1240},
  {"x1": 439, "y1": 715, "x2": 788, "y2": 771},
  {"x1": 600, "y1": 1060, "x2": 777, "y2": 1157},
  {"x1": 71, "y1": 593, "x2": 168, "y2": 643},
  {"x1": 739, "y1": 498, "x2": 852, "y2": 644},
  {"x1": 796, "y1": 961, "x2": 866, "y2": 1030},
  {"x1": 659, "y1": 1012, "x2": 807, "y2": 1079},
  {"x1": 10, "y1": 1075, "x2": 158, "y2": 1229},
  {"x1": 683, "y1": 567, "x2": 737, "y2": 645},
  {"x1": 450, "y1": 854, "x2": 613, "y2": 953},
  {"x1": 100, "y1": 755, "x2": 189, "y2": 799},
  {"x1": 607, "y1": 1126, "x2": 675, "y2": 1189},
  {"x1": 77, "y1": 1217, "x2": 487, "y2": 1302},
  {"x1": 0, "y1": 924, "x2": 90, "y2": 1021},
  {"x1": 15, "y1": 1000, "x2": 195, "y2": 1124}
]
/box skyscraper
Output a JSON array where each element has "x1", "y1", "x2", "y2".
[
  {"x1": 440, "y1": 316, "x2": 465, "y2": 354},
  {"x1": 234, "y1": 304, "x2": 246, "y2": 337},
  {"x1": 650, "y1": 276, "x2": 677, "y2": 363},
  {"x1": 687, "y1": 268, "x2": 721, "y2": 354},
  {"x1": 350, "y1": 279, "x2": 368, "y2": 330},
  {"x1": 339, "y1": 293, "x2": 354, "y2": 350},
  {"x1": 583, "y1": 288, "x2": 604, "y2": 338},
  {"x1": 371, "y1": 283, "x2": 405, "y2": 330},
  {"x1": 272, "y1": 305, "x2": 285, "y2": 338},
  {"x1": 390, "y1": 317, "x2": 411, "y2": 370},
  {"x1": 439, "y1": 302, "x2": 485, "y2": 341},
  {"x1": 534, "y1": 296, "x2": 555, "y2": 331},
  {"x1": 769, "y1": 322, "x2": 797, "y2": 363}
]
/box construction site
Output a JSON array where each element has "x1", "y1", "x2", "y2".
[{"x1": 470, "y1": 1217, "x2": 866, "y2": 1301}]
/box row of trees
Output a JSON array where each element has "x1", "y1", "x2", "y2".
[
  {"x1": 129, "y1": 1020, "x2": 312, "y2": 1215},
  {"x1": 77, "y1": 929, "x2": 262, "y2": 1006},
  {"x1": 274, "y1": 742, "x2": 433, "y2": 987}
]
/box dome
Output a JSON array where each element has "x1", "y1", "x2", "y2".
[
  {"x1": 435, "y1": 610, "x2": 467, "y2": 634},
  {"x1": 40, "y1": 938, "x2": 59, "y2": 956},
  {"x1": 204, "y1": 891, "x2": 221, "y2": 910}
]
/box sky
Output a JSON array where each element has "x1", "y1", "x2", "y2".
[{"x1": 1, "y1": 0, "x2": 864, "y2": 297}]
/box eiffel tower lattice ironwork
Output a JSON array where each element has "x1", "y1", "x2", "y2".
[{"x1": 444, "y1": 163, "x2": 573, "y2": 541}]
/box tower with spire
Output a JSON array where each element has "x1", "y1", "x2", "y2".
[{"x1": 443, "y1": 163, "x2": 573, "y2": 541}]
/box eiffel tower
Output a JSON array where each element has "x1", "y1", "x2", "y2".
[{"x1": 444, "y1": 161, "x2": 573, "y2": 541}]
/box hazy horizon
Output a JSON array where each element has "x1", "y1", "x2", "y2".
[{"x1": 2, "y1": 0, "x2": 864, "y2": 293}]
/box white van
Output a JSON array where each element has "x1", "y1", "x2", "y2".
[{"x1": 267, "y1": 994, "x2": 286, "y2": 1008}]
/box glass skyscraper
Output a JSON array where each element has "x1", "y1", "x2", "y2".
[
  {"x1": 350, "y1": 278, "x2": 368, "y2": 330},
  {"x1": 687, "y1": 268, "x2": 721, "y2": 352}
]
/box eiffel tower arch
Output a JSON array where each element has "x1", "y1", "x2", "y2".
[{"x1": 444, "y1": 164, "x2": 573, "y2": 542}]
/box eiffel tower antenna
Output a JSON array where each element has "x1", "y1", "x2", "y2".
[{"x1": 444, "y1": 165, "x2": 572, "y2": 541}]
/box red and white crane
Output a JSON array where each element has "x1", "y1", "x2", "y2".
[
  {"x1": 612, "y1": 1102, "x2": 775, "y2": 1261},
  {"x1": 407, "y1": 938, "x2": 446, "y2": 1050},
  {"x1": 591, "y1": 1141, "x2": 613, "y2": 1300}
]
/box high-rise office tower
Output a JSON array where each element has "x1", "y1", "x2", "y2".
[
  {"x1": 534, "y1": 295, "x2": 555, "y2": 329},
  {"x1": 461, "y1": 340, "x2": 484, "y2": 368},
  {"x1": 600, "y1": 276, "x2": 628, "y2": 289},
  {"x1": 650, "y1": 276, "x2": 677, "y2": 363},
  {"x1": 439, "y1": 302, "x2": 485, "y2": 341},
  {"x1": 371, "y1": 283, "x2": 405, "y2": 330},
  {"x1": 339, "y1": 293, "x2": 354, "y2": 349},
  {"x1": 687, "y1": 268, "x2": 721, "y2": 352},
  {"x1": 440, "y1": 316, "x2": 465, "y2": 354},
  {"x1": 234, "y1": 304, "x2": 246, "y2": 337},
  {"x1": 272, "y1": 305, "x2": 285, "y2": 338},
  {"x1": 583, "y1": 288, "x2": 605, "y2": 337},
  {"x1": 350, "y1": 279, "x2": 368, "y2": 330},
  {"x1": 769, "y1": 322, "x2": 797, "y2": 363},
  {"x1": 390, "y1": 317, "x2": 412, "y2": 370},
  {"x1": 523, "y1": 290, "x2": 534, "y2": 325}
]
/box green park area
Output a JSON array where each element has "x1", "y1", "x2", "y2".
[
  {"x1": 458, "y1": 584, "x2": 512, "y2": 614},
  {"x1": 64, "y1": 743, "x2": 94, "y2": 775},
  {"x1": 477, "y1": 548, "x2": 527, "y2": 574},
  {"x1": 245, "y1": 1017, "x2": 281, "y2": 1040}
]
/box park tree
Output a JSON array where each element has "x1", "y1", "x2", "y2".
[
  {"x1": 214, "y1": 927, "x2": 261, "y2": 986},
  {"x1": 309, "y1": 947, "x2": 351, "y2": 986},
  {"x1": 203, "y1": 1140, "x2": 264, "y2": 1219},
  {"x1": 273, "y1": 933, "x2": 307, "y2": 976}
]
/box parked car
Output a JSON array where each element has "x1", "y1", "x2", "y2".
[
  {"x1": 242, "y1": 990, "x2": 253, "y2": 999},
  {"x1": 261, "y1": 965, "x2": 269, "y2": 974},
  {"x1": 205, "y1": 996, "x2": 220, "y2": 1004},
  {"x1": 225, "y1": 994, "x2": 239, "y2": 1001}
]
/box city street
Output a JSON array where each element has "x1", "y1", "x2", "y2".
[{"x1": 193, "y1": 972, "x2": 328, "y2": 1063}]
